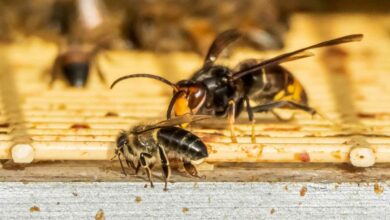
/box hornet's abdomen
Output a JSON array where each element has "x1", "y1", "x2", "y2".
[
  {"x1": 157, "y1": 127, "x2": 208, "y2": 160},
  {"x1": 272, "y1": 74, "x2": 308, "y2": 105},
  {"x1": 248, "y1": 65, "x2": 309, "y2": 106}
]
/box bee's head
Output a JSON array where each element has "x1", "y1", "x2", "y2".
[{"x1": 115, "y1": 131, "x2": 129, "y2": 154}]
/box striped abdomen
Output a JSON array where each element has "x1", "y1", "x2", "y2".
[{"x1": 157, "y1": 127, "x2": 208, "y2": 160}]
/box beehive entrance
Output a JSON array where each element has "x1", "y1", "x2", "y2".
[{"x1": 1, "y1": 14, "x2": 390, "y2": 169}]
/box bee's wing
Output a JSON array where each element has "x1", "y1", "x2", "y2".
[
  {"x1": 134, "y1": 114, "x2": 210, "y2": 134},
  {"x1": 203, "y1": 29, "x2": 242, "y2": 69},
  {"x1": 232, "y1": 34, "x2": 363, "y2": 80}
]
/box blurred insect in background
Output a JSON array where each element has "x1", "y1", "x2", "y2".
[
  {"x1": 111, "y1": 29, "x2": 363, "y2": 143},
  {"x1": 122, "y1": 0, "x2": 290, "y2": 53},
  {"x1": 49, "y1": 0, "x2": 123, "y2": 88},
  {"x1": 114, "y1": 115, "x2": 209, "y2": 190},
  {"x1": 50, "y1": 42, "x2": 109, "y2": 87},
  {"x1": 0, "y1": 0, "x2": 290, "y2": 52}
]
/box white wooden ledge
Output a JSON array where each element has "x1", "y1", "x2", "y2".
[{"x1": 0, "y1": 182, "x2": 389, "y2": 219}]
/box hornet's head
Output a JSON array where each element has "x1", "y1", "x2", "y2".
[
  {"x1": 169, "y1": 80, "x2": 207, "y2": 117},
  {"x1": 110, "y1": 74, "x2": 207, "y2": 118}
]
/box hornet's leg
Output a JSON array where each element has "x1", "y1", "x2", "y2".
[
  {"x1": 139, "y1": 152, "x2": 154, "y2": 188},
  {"x1": 227, "y1": 100, "x2": 238, "y2": 143},
  {"x1": 253, "y1": 101, "x2": 337, "y2": 125},
  {"x1": 271, "y1": 110, "x2": 295, "y2": 122},
  {"x1": 183, "y1": 159, "x2": 204, "y2": 178},
  {"x1": 252, "y1": 100, "x2": 317, "y2": 116},
  {"x1": 244, "y1": 96, "x2": 256, "y2": 143},
  {"x1": 158, "y1": 145, "x2": 171, "y2": 191}
]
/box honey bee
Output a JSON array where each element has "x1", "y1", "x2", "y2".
[{"x1": 114, "y1": 115, "x2": 209, "y2": 190}]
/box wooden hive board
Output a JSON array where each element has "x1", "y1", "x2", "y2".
[
  {"x1": 0, "y1": 13, "x2": 390, "y2": 169},
  {"x1": 1, "y1": 12, "x2": 390, "y2": 220}
]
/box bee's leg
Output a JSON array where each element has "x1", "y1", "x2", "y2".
[
  {"x1": 110, "y1": 149, "x2": 119, "y2": 160},
  {"x1": 125, "y1": 159, "x2": 135, "y2": 169},
  {"x1": 158, "y1": 145, "x2": 171, "y2": 191},
  {"x1": 117, "y1": 153, "x2": 127, "y2": 176},
  {"x1": 183, "y1": 160, "x2": 198, "y2": 177},
  {"x1": 183, "y1": 159, "x2": 204, "y2": 178},
  {"x1": 252, "y1": 100, "x2": 317, "y2": 116},
  {"x1": 140, "y1": 152, "x2": 154, "y2": 188},
  {"x1": 227, "y1": 100, "x2": 238, "y2": 143},
  {"x1": 134, "y1": 162, "x2": 141, "y2": 175},
  {"x1": 244, "y1": 96, "x2": 256, "y2": 143}
]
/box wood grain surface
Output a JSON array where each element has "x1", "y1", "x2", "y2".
[
  {"x1": 0, "y1": 12, "x2": 390, "y2": 219},
  {"x1": 0, "y1": 182, "x2": 389, "y2": 219},
  {"x1": 1, "y1": 13, "x2": 390, "y2": 166}
]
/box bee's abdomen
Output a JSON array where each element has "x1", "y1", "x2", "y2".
[{"x1": 157, "y1": 127, "x2": 208, "y2": 160}]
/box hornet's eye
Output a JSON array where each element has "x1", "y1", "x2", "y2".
[{"x1": 187, "y1": 84, "x2": 206, "y2": 111}]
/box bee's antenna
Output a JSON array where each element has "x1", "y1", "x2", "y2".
[{"x1": 110, "y1": 149, "x2": 119, "y2": 160}]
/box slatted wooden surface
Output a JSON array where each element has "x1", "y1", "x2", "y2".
[{"x1": 1, "y1": 14, "x2": 390, "y2": 165}]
